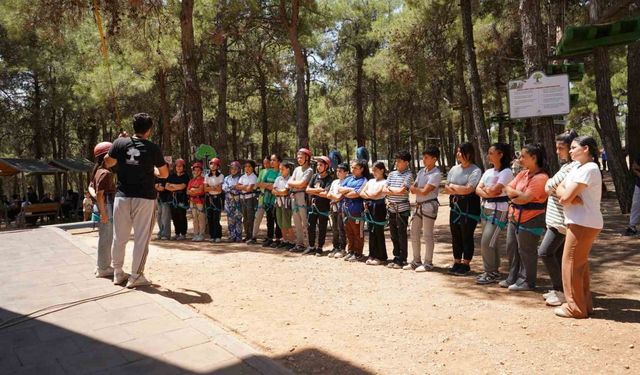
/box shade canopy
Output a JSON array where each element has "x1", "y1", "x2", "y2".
[
  {"x1": 49, "y1": 158, "x2": 94, "y2": 173},
  {"x1": 0, "y1": 158, "x2": 65, "y2": 177}
]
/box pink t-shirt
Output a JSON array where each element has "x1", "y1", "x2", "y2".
[{"x1": 187, "y1": 176, "x2": 205, "y2": 204}]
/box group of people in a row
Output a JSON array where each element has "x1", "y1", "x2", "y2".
[
  {"x1": 88, "y1": 113, "x2": 637, "y2": 319},
  {"x1": 148, "y1": 131, "x2": 609, "y2": 319}
]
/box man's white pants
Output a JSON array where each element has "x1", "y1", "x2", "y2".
[{"x1": 111, "y1": 197, "x2": 156, "y2": 277}]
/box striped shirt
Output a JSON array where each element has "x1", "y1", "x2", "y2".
[
  {"x1": 545, "y1": 161, "x2": 579, "y2": 232},
  {"x1": 385, "y1": 169, "x2": 414, "y2": 213}
]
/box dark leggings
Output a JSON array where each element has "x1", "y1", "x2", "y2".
[
  {"x1": 449, "y1": 195, "x2": 480, "y2": 261},
  {"x1": 207, "y1": 195, "x2": 224, "y2": 239},
  {"x1": 538, "y1": 226, "x2": 565, "y2": 291},
  {"x1": 265, "y1": 205, "x2": 282, "y2": 239},
  {"x1": 450, "y1": 219, "x2": 478, "y2": 261},
  {"x1": 171, "y1": 206, "x2": 188, "y2": 236},
  {"x1": 367, "y1": 201, "x2": 388, "y2": 261}
]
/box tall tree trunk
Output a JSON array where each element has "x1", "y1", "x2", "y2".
[
  {"x1": 231, "y1": 118, "x2": 238, "y2": 160},
  {"x1": 214, "y1": 5, "x2": 230, "y2": 165},
  {"x1": 459, "y1": 0, "x2": 491, "y2": 169},
  {"x1": 157, "y1": 67, "x2": 171, "y2": 155},
  {"x1": 257, "y1": 64, "x2": 269, "y2": 158},
  {"x1": 455, "y1": 40, "x2": 480, "y2": 163},
  {"x1": 371, "y1": 79, "x2": 378, "y2": 162},
  {"x1": 355, "y1": 45, "x2": 365, "y2": 147},
  {"x1": 215, "y1": 36, "x2": 230, "y2": 165},
  {"x1": 180, "y1": 0, "x2": 205, "y2": 159},
  {"x1": 627, "y1": 42, "x2": 640, "y2": 162},
  {"x1": 590, "y1": 2, "x2": 634, "y2": 213},
  {"x1": 280, "y1": 0, "x2": 309, "y2": 149},
  {"x1": 32, "y1": 73, "x2": 44, "y2": 198},
  {"x1": 519, "y1": 0, "x2": 559, "y2": 173}
]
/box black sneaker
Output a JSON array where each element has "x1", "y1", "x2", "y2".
[
  {"x1": 454, "y1": 263, "x2": 471, "y2": 276},
  {"x1": 261, "y1": 239, "x2": 273, "y2": 247},
  {"x1": 315, "y1": 248, "x2": 325, "y2": 257},
  {"x1": 448, "y1": 263, "x2": 461, "y2": 275},
  {"x1": 290, "y1": 245, "x2": 305, "y2": 253},
  {"x1": 246, "y1": 238, "x2": 257, "y2": 244},
  {"x1": 343, "y1": 252, "x2": 355, "y2": 261},
  {"x1": 272, "y1": 240, "x2": 283, "y2": 248},
  {"x1": 624, "y1": 226, "x2": 638, "y2": 236},
  {"x1": 302, "y1": 246, "x2": 317, "y2": 255}
]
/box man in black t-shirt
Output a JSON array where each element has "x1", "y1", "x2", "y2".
[
  {"x1": 105, "y1": 113, "x2": 168, "y2": 288},
  {"x1": 304, "y1": 156, "x2": 335, "y2": 255}
]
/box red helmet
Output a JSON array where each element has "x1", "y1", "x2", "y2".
[
  {"x1": 209, "y1": 157, "x2": 221, "y2": 166},
  {"x1": 191, "y1": 162, "x2": 203, "y2": 169},
  {"x1": 93, "y1": 142, "x2": 112, "y2": 158},
  {"x1": 175, "y1": 158, "x2": 186, "y2": 167},
  {"x1": 315, "y1": 156, "x2": 331, "y2": 166},
  {"x1": 297, "y1": 148, "x2": 312, "y2": 158}
]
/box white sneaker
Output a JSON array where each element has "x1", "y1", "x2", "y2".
[
  {"x1": 543, "y1": 290, "x2": 557, "y2": 300},
  {"x1": 367, "y1": 259, "x2": 382, "y2": 266},
  {"x1": 95, "y1": 267, "x2": 114, "y2": 278},
  {"x1": 415, "y1": 263, "x2": 433, "y2": 272},
  {"x1": 113, "y1": 269, "x2": 129, "y2": 285},
  {"x1": 126, "y1": 274, "x2": 152, "y2": 288},
  {"x1": 545, "y1": 291, "x2": 566, "y2": 306},
  {"x1": 214, "y1": 238, "x2": 222, "y2": 243},
  {"x1": 192, "y1": 235, "x2": 203, "y2": 242}
]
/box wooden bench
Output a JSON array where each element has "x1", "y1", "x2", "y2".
[{"x1": 18, "y1": 202, "x2": 60, "y2": 226}]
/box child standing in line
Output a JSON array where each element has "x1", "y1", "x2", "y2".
[
  {"x1": 360, "y1": 161, "x2": 388, "y2": 265},
  {"x1": 187, "y1": 162, "x2": 206, "y2": 242},
  {"x1": 90, "y1": 142, "x2": 115, "y2": 278},
  {"x1": 326, "y1": 163, "x2": 349, "y2": 258},
  {"x1": 273, "y1": 162, "x2": 296, "y2": 249},
  {"x1": 305, "y1": 156, "x2": 334, "y2": 256},
  {"x1": 83, "y1": 191, "x2": 93, "y2": 221}
]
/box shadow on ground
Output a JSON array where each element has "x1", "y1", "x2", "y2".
[{"x1": 0, "y1": 306, "x2": 372, "y2": 374}]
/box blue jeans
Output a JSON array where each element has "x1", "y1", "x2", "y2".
[
  {"x1": 96, "y1": 203, "x2": 113, "y2": 270},
  {"x1": 157, "y1": 201, "x2": 172, "y2": 238}
]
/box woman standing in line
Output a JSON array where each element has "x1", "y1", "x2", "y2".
[
  {"x1": 475, "y1": 143, "x2": 513, "y2": 284},
  {"x1": 443, "y1": 143, "x2": 482, "y2": 276},
  {"x1": 554, "y1": 136, "x2": 603, "y2": 319},
  {"x1": 500, "y1": 144, "x2": 549, "y2": 291}
]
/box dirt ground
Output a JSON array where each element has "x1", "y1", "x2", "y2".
[{"x1": 73, "y1": 178, "x2": 640, "y2": 375}]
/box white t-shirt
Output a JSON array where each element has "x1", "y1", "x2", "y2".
[
  {"x1": 238, "y1": 173, "x2": 258, "y2": 199},
  {"x1": 480, "y1": 168, "x2": 514, "y2": 211},
  {"x1": 205, "y1": 173, "x2": 224, "y2": 195},
  {"x1": 563, "y1": 162, "x2": 603, "y2": 229},
  {"x1": 273, "y1": 175, "x2": 290, "y2": 207},
  {"x1": 414, "y1": 167, "x2": 442, "y2": 203},
  {"x1": 363, "y1": 178, "x2": 387, "y2": 199}
]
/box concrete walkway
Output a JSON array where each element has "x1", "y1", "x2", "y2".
[{"x1": 0, "y1": 227, "x2": 293, "y2": 375}]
